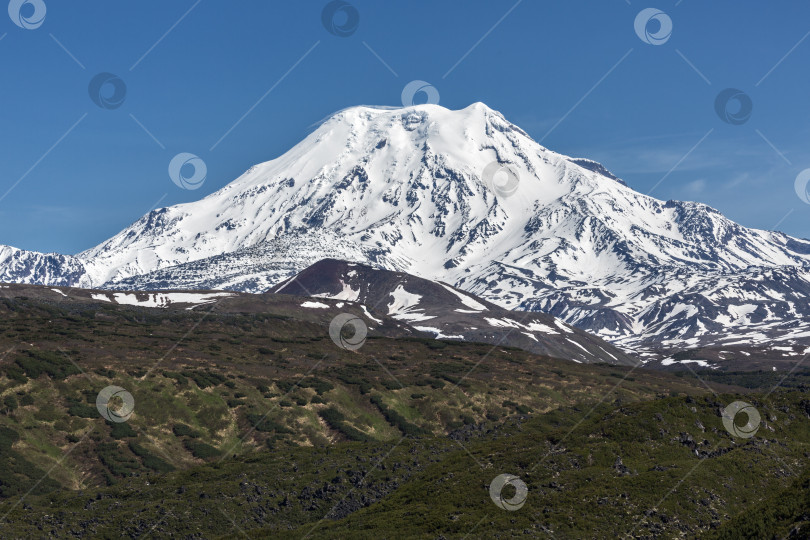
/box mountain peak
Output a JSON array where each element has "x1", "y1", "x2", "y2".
[
  {"x1": 318, "y1": 101, "x2": 510, "y2": 134},
  {"x1": 325, "y1": 101, "x2": 498, "y2": 116}
]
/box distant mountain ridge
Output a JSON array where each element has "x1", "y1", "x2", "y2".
[
  {"x1": 2, "y1": 103, "x2": 810, "y2": 364},
  {"x1": 0, "y1": 245, "x2": 90, "y2": 288}
]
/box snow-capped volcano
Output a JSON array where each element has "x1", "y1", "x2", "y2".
[
  {"x1": 4, "y1": 103, "x2": 810, "y2": 359},
  {"x1": 81, "y1": 102, "x2": 587, "y2": 284}
]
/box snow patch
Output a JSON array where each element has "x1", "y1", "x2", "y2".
[
  {"x1": 109, "y1": 292, "x2": 234, "y2": 308},
  {"x1": 361, "y1": 305, "x2": 383, "y2": 324},
  {"x1": 413, "y1": 326, "x2": 464, "y2": 339},
  {"x1": 437, "y1": 282, "x2": 487, "y2": 311},
  {"x1": 301, "y1": 301, "x2": 330, "y2": 309},
  {"x1": 661, "y1": 358, "x2": 713, "y2": 368},
  {"x1": 387, "y1": 285, "x2": 434, "y2": 322},
  {"x1": 314, "y1": 279, "x2": 360, "y2": 302}
]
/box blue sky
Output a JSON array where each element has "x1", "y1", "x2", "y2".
[{"x1": 1, "y1": 0, "x2": 809, "y2": 254}]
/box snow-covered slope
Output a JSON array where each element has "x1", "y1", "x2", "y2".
[
  {"x1": 3, "y1": 103, "x2": 810, "y2": 358},
  {"x1": 270, "y1": 258, "x2": 637, "y2": 365},
  {"x1": 110, "y1": 230, "x2": 373, "y2": 293}
]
